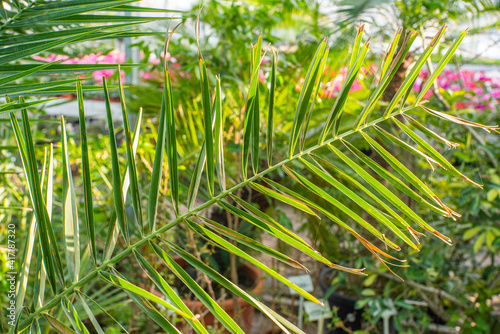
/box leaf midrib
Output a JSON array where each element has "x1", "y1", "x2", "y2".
[{"x1": 14, "y1": 107, "x2": 412, "y2": 333}]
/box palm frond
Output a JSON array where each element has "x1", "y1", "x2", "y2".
[{"x1": 9, "y1": 22, "x2": 499, "y2": 334}]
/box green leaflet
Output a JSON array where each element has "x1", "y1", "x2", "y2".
[
  {"x1": 382, "y1": 26, "x2": 447, "y2": 118},
  {"x1": 319, "y1": 27, "x2": 369, "y2": 143},
  {"x1": 242, "y1": 35, "x2": 264, "y2": 180},
  {"x1": 118, "y1": 67, "x2": 144, "y2": 232},
  {"x1": 289, "y1": 38, "x2": 328, "y2": 156},
  {"x1": 392, "y1": 117, "x2": 482, "y2": 187},
  {"x1": 214, "y1": 75, "x2": 226, "y2": 191},
  {"x1": 61, "y1": 116, "x2": 81, "y2": 282},
  {"x1": 415, "y1": 29, "x2": 468, "y2": 105},
  {"x1": 99, "y1": 271, "x2": 195, "y2": 320},
  {"x1": 77, "y1": 81, "x2": 96, "y2": 263},
  {"x1": 188, "y1": 221, "x2": 323, "y2": 305},
  {"x1": 352, "y1": 31, "x2": 419, "y2": 129},
  {"x1": 267, "y1": 51, "x2": 277, "y2": 166},
  {"x1": 164, "y1": 240, "x2": 302, "y2": 334},
  {"x1": 104, "y1": 109, "x2": 143, "y2": 261},
  {"x1": 148, "y1": 74, "x2": 168, "y2": 232},
  {"x1": 61, "y1": 296, "x2": 90, "y2": 334},
  {"x1": 199, "y1": 58, "x2": 214, "y2": 196},
  {"x1": 299, "y1": 157, "x2": 417, "y2": 249},
  {"x1": 164, "y1": 70, "x2": 179, "y2": 214},
  {"x1": 134, "y1": 250, "x2": 209, "y2": 334},
  {"x1": 149, "y1": 243, "x2": 243, "y2": 334},
  {"x1": 103, "y1": 77, "x2": 128, "y2": 243},
  {"x1": 283, "y1": 165, "x2": 400, "y2": 250}
]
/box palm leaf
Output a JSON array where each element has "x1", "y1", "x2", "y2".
[{"x1": 11, "y1": 25, "x2": 499, "y2": 334}]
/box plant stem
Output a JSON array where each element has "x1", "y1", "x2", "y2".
[{"x1": 15, "y1": 108, "x2": 413, "y2": 333}]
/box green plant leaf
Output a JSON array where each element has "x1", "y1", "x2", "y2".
[
  {"x1": 118, "y1": 67, "x2": 144, "y2": 231},
  {"x1": 149, "y1": 243, "x2": 244, "y2": 334},
  {"x1": 61, "y1": 116, "x2": 81, "y2": 282},
  {"x1": 103, "y1": 77, "x2": 128, "y2": 243},
  {"x1": 77, "y1": 81, "x2": 96, "y2": 264},
  {"x1": 289, "y1": 38, "x2": 328, "y2": 156},
  {"x1": 267, "y1": 51, "x2": 277, "y2": 166},
  {"x1": 98, "y1": 271, "x2": 195, "y2": 320},
  {"x1": 148, "y1": 75, "x2": 168, "y2": 232},
  {"x1": 134, "y1": 250, "x2": 209, "y2": 334},
  {"x1": 61, "y1": 296, "x2": 90, "y2": 334}
]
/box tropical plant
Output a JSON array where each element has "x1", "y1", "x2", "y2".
[{"x1": 2, "y1": 1, "x2": 500, "y2": 333}]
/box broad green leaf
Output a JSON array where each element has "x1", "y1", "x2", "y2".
[
  {"x1": 77, "y1": 81, "x2": 96, "y2": 263},
  {"x1": 103, "y1": 77, "x2": 128, "y2": 243},
  {"x1": 463, "y1": 226, "x2": 482, "y2": 241}
]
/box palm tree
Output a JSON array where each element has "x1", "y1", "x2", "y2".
[{"x1": 1, "y1": 1, "x2": 499, "y2": 333}]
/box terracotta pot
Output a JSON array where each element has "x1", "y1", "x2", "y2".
[{"x1": 173, "y1": 257, "x2": 265, "y2": 333}]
